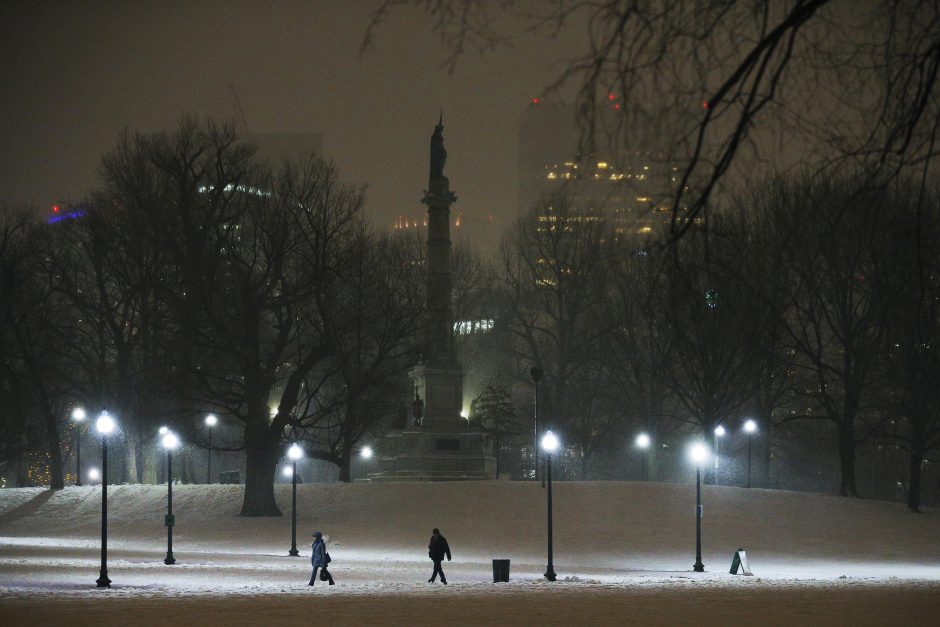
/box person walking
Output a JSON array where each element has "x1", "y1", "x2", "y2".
[
  {"x1": 308, "y1": 531, "x2": 334, "y2": 586},
  {"x1": 427, "y1": 528, "x2": 451, "y2": 584}
]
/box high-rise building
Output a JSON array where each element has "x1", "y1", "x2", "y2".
[{"x1": 517, "y1": 99, "x2": 695, "y2": 238}]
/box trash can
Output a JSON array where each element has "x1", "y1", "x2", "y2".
[{"x1": 492, "y1": 559, "x2": 510, "y2": 582}]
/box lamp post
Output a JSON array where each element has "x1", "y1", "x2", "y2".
[
  {"x1": 530, "y1": 367, "x2": 543, "y2": 485},
  {"x1": 161, "y1": 431, "x2": 179, "y2": 565},
  {"x1": 287, "y1": 442, "x2": 303, "y2": 557},
  {"x1": 743, "y1": 419, "x2": 758, "y2": 488},
  {"x1": 541, "y1": 430, "x2": 559, "y2": 581},
  {"x1": 71, "y1": 408, "x2": 86, "y2": 486},
  {"x1": 361, "y1": 446, "x2": 373, "y2": 480},
  {"x1": 95, "y1": 411, "x2": 115, "y2": 588},
  {"x1": 634, "y1": 432, "x2": 651, "y2": 480},
  {"x1": 689, "y1": 441, "x2": 710, "y2": 573},
  {"x1": 713, "y1": 425, "x2": 726, "y2": 486},
  {"x1": 205, "y1": 414, "x2": 218, "y2": 484}
]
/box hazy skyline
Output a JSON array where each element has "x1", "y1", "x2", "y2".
[{"x1": 1, "y1": 1, "x2": 585, "y2": 242}]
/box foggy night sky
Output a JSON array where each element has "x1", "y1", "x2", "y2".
[{"x1": 0, "y1": 1, "x2": 581, "y2": 239}]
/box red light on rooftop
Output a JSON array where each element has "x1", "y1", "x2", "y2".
[
  {"x1": 53, "y1": 205, "x2": 60, "y2": 213},
  {"x1": 614, "y1": 103, "x2": 621, "y2": 110},
  {"x1": 532, "y1": 97, "x2": 540, "y2": 104},
  {"x1": 608, "y1": 93, "x2": 616, "y2": 101},
  {"x1": 702, "y1": 100, "x2": 709, "y2": 110}
]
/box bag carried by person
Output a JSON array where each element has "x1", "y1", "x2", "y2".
[{"x1": 320, "y1": 567, "x2": 330, "y2": 581}]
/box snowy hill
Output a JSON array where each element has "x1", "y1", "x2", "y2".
[{"x1": 2, "y1": 480, "x2": 939, "y2": 577}]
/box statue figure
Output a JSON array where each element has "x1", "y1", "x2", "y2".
[
  {"x1": 412, "y1": 389, "x2": 425, "y2": 427},
  {"x1": 430, "y1": 113, "x2": 447, "y2": 180}
]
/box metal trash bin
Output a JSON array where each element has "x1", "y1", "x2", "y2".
[{"x1": 492, "y1": 558, "x2": 510, "y2": 582}]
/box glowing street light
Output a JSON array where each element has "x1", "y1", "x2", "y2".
[
  {"x1": 205, "y1": 414, "x2": 218, "y2": 484},
  {"x1": 713, "y1": 425, "x2": 726, "y2": 486},
  {"x1": 634, "y1": 432, "x2": 651, "y2": 480},
  {"x1": 361, "y1": 446, "x2": 373, "y2": 460},
  {"x1": 688, "y1": 441, "x2": 710, "y2": 573},
  {"x1": 743, "y1": 419, "x2": 758, "y2": 488},
  {"x1": 158, "y1": 425, "x2": 169, "y2": 435},
  {"x1": 71, "y1": 408, "x2": 86, "y2": 486},
  {"x1": 541, "y1": 430, "x2": 559, "y2": 582},
  {"x1": 95, "y1": 411, "x2": 116, "y2": 588},
  {"x1": 161, "y1": 431, "x2": 179, "y2": 565},
  {"x1": 287, "y1": 442, "x2": 303, "y2": 557},
  {"x1": 88, "y1": 467, "x2": 100, "y2": 482}
]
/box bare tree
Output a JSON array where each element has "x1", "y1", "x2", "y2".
[
  {"x1": 499, "y1": 192, "x2": 620, "y2": 472},
  {"x1": 0, "y1": 208, "x2": 71, "y2": 489}
]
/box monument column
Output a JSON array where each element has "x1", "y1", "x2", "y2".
[{"x1": 370, "y1": 117, "x2": 495, "y2": 481}]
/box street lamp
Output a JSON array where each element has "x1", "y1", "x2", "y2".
[
  {"x1": 361, "y1": 446, "x2": 373, "y2": 460},
  {"x1": 541, "y1": 429, "x2": 559, "y2": 582},
  {"x1": 71, "y1": 408, "x2": 86, "y2": 486},
  {"x1": 287, "y1": 442, "x2": 303, "y2": 557},
  {"x1": 88, "y1": 467, "x2": 100, "y2": 482},
  {"x1": 689, "y1": 441, "x2": 710, "y2": 573},
  {"x1": 161, "y1": 431, "x2": 179, "y2": 565},
  {"x1": 95, "y1": 411, "x2": 115, "y2": 588},
  {"x1": 743, "y1": 419, "x2": 758, "y2": 488},
  {"x1": 530, "y1": 367, "x2": 544, "y2": 486},
  {"x1": 713, "y1": 425, "x2": 726, "y2": 486},
  {"x1": 205, "y1": 414, "x2": 218, "y2": 484},
  {"x1": 634, "y1": 432, "x2": 651, "y2": 480}
]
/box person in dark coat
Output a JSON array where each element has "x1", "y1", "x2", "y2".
[
  {"x1": 308, "y1": 531, "x2": 334, "y2": 586},
  {"x1": 427, "y1": 528, "x2": 451, "y2": 584}
]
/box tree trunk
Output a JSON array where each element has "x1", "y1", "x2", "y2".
[
  {"x1": 907, "y1": 419, "x2": 926, "y2": 513},
  {"x1": 240, "y1": 423, "x2": 282, "y2": 516},
  {"x1": 837, "y1": 418, "x2": 859, "y2": 496},
  {"x1": 495, "y1": 435, "x2": 501, "y2": 479},
  {"x1": 338, "y1": 446, "x2": 352, "y2": 483},
  {"x1": 42, "y1": 410, "x2": 64, "y2": 490}
]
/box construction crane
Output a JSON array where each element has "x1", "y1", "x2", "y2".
[{"x1": 227, "y1": 84, "x2": 251, "y2": 133}]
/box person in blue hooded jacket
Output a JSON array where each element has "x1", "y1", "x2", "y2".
[{"x1": 308, "y1": 530, "x2": 334, "y2": 586}]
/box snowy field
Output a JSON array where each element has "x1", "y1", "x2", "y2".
[{"x1": 2, "y1": 481, "x2": 940, "y2": 625}]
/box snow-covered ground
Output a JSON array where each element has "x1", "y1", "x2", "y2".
[{"x1": 1, "y1": 481, "x2": 940, "y2": 625}]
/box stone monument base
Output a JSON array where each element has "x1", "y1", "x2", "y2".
[{"x1": 369, "y1": 427, "x2": 496, "y2": 481}]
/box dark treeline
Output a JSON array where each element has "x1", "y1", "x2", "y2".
[
  {"x1": 2, "y1": 120, "x2": 939, "y2": 514},
  {"x1": 0, "y1": 120, "x2": 424, "y2": 516},
  {"x1": 477, "y1": 174, "x2": 940, "y2": 512}
]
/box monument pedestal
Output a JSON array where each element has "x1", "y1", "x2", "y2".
[
  {"x1": 369, "y1": 427, "x2": 495, "y2": 481},
  {"x1": 371, "y1": 363, "x2": 496, "y2": 481}
]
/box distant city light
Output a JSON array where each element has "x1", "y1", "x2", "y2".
[
  {"x1": 71, "y1": 408, "x2": 86, "y2": 422},
  {"x1": 744, "y1": 419, "x2": 758, "y2": 434},
  {"x1": 714, "y1": 425, "x2": 726, "y2": 437},
  {"x1": 158, "y1": 426, "x2": 169, "y2": 435},
  {"x1": 282, "y1": 466, "x2": 293, "y2": 478}
]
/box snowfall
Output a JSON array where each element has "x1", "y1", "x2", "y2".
[{"x1": 1, "y1": 480, "x2": 939, "y2": 626}]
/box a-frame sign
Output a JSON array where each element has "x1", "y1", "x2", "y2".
[{"x1": 730, "y1": 548, "x2": 752, "y2": 575}]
